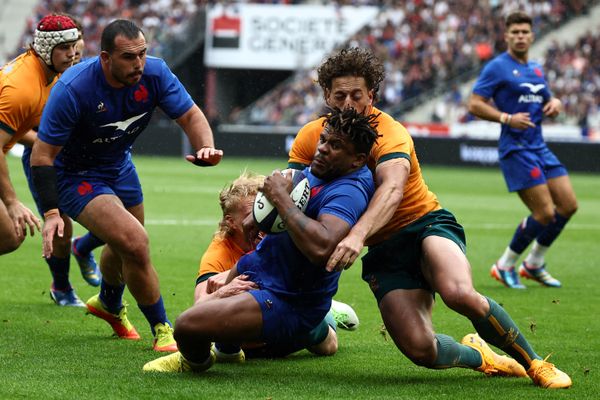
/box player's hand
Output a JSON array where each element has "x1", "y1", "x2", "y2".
[
  {"x1": 214, "y1": 275, "x2": 258, "y2": 298},
  {"x1": 42, "y1": 212, "x2": 64, "y2": 258},
  {"x1": 509, "y1": 112, "x2": 536, "y2": 130},
  {"x1": 206, "y1": 271, "x2": 230, "y2": 294},
  {"x1": 261, "y1": 170, "x2": 293, "y2": 203},
  {"x1": 242, "y1": 212, "x2": 261, "y2": 248},
  {"x1": 186, "y1": 146, "x2": 223, "y2": 167},
  {"x1": 326, "y1": 232, "x2": 365, "y2": 272},
  {"x1": 543, "y1": 97, "x2": 562, "y2": 118},
  {"x1": 7, "y1": 200, "x2": 41, "y2": 238}
]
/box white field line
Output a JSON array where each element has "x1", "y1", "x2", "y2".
[{"x1": 144, "y1": 219, "x2": 598, "y2": 231}]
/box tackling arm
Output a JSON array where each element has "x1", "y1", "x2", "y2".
[{"x1": 326, "y1": 158, "x2": 408, "y2": 271}]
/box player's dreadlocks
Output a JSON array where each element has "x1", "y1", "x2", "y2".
[
  {"x1": 317, "y1": 47, "x2": 385, "y2": 103},
  {"x1": 322, "y1": 107, "x2": 381, "y2": 155}
]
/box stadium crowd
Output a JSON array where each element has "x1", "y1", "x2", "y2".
[
  {"x1": 234, "y1": 0, "x2": 594, "y2": 127},
  {"x1": 11, "y1": 0, "x2": 599, "y2": 135},
  {"x1": 16, "y1": 0, "x2": 203, "y2": 61}
]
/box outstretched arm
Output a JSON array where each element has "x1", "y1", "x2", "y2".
[{"x1": 176, "y1": 105, "x2": 223, "y2": 167}]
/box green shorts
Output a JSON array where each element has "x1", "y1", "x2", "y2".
[{"x1": 361, "y1": 209, "x2": 466, "y2": 303}]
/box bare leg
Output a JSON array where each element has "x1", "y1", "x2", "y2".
[
  {"x1": 0, "y1": 200, "x2": 22, "y2": 254},
  {"x1": 76, "y1": 195, "x2": 159, "y2": 305},
  {"x1": 175, "y1": 292, "x2": 263, "y2": 363}
]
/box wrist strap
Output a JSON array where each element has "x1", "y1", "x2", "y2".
[{"x1": 31, "y1": 166, "x2": 59, "y2": 213}]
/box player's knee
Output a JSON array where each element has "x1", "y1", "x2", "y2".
[
  {"x1": 559, "y1": 201, "x2": 578, "y2": 218},
  {"x1": 309, "y1": 327, "x2": 338, "y2": 356},
  {"x1": 438, "y1": 285, "x2": 480, "y2": 316},
  {"x1": 174, "y1": 312, "x2": 197, "y2": 343},
  {"x1": 533, "y1": 207, "x2": 555, "y2": 225},
  {"x1": 0, "y1": 233, "x2": 23, "y2": 255},
  {"x1": 120, "y1": 232, "x2": 150, "y2": 263}
]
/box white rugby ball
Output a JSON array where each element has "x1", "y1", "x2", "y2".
[{"x1": 253, "y1": 169, "x2": 311, "y2": 233}]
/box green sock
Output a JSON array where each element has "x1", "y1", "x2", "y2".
[
  {"x1": 432, "y1": 334, "x2": 482, "y2": 369},
  {"x1": 471, "y1": 296, "x2": 540, "y2": 368}
]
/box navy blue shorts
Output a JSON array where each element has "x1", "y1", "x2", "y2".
[
  {"x1": 500, "y1": 147, "x2": 568, "y2": 192},
  {"x1": 56, "y1": 162, "x2": 143, "y2": 219},
  {"x1": 248, "y1": 288, "x2": 330, "y2": 350},
  {"x1": 21, "y1": 147, "x2": 43, "y2": 216}
]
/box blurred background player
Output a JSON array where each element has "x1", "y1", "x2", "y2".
[
  {"x1": 288, "y1": 47, "x2": 571, "y2": 389},
  {"x1": 143, "y1": 107, "x2": 376, "y2": 373},
  {"x1": 19, "y1": 14, "x2": 102, "y2": 300},
  {"x1": 195, "y1": 170, "x2": 360, "y2": 361},
  {"x1": 0, "y1": 14, "x2": 89, "y2": 307},
  {"x1": 468, "y1": 11, "x2": 578, "y2": 289},
  {"x1": 30, "y1": 19, "x2": 223, "y2": 352}
]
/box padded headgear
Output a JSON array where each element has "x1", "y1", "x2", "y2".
[{"x1": 33, "y1": 15, "x2": 78, "y2": 67}]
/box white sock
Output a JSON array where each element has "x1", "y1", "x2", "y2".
[
  {"x1": 496, "y1": 247, "x2": 520, "y2": 270},
  {"x1": 524, "y1": 241, "x2": 549, "y2": 269}
]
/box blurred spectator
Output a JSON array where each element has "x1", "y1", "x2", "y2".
[{"x1": 234, "y1": 0, "x2": 594, "y2": 126}]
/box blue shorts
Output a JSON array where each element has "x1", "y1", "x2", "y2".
[
  {"x1": 500, "y1": 147, "x2": 567, "y2": 192},
  {"x1": 56, "y1": 162, "x2": 143, "y2": 219},
  {"x1": 248, "y1": 288, "x2": 330, "y2": 351},
  {"x1": 21, "y1": 147, "x2": 43, "y2": 216}
]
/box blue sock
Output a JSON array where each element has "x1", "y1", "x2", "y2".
[
  {"x1": 509, "y1": 216, "x2": 546, "y2": 254},
  {"x1": 324, "y1": 310, "x2": 337, "y2": 332},
  {"x1": 47, "y1": 256, "x2": 71, "y2": 291},
  {"x1": 138, "y1": 296, "x2": 170, "y2": 335},
  {"x1": 536, "y1": 212, "x2": 569, "y2": 246},
  {"x1": 99, "y1": 280, "x2": 125, "y2": 314},
  {"x1": 73, "y1": 232, "x2": 104, "y2": 255}
]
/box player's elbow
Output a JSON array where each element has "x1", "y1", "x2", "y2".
[{"x1": 466, "y1": 97, "x2": 478, "y2": 115}]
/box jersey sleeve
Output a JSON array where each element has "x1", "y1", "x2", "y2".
[
  {"x1": 288, "y1": 119, "x2": 323, "y2": 169},
  {"x1": 156, "y1": 59, "x2": 194, "y2": 120},
  {"x1": 318, "y1": 172, "x2": 373, "y2": 227},
  {"x1": 472, "y1": 60, "x2": 502, "y2": 99},
  {"x1": 0, "y1": 84, "x2": 33, "y2": 135},
  {"x1": 370, "y1": 117, "x2": 412, "y2": 166},
  {"x1": 37, "y1": 82, "x2": 80, "y2": 146}
]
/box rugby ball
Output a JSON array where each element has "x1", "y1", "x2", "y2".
[{"x1": 253, "y1": 169, "x2": 310, "y2": 233}]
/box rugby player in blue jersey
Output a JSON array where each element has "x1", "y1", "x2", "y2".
[
  {"x1": 142, "y1": 107, "x2": 376, "y2": 373},
  {"x1": 30, "y1": 19, "x2": 223, "y2": 352},
  {"x1": 468, "y1": 11, "x2": 578, "y2": 289}
]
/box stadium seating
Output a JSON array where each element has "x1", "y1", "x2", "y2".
[
  {"x1": 232, "y1": 0, "x2": 596, "y2": 127},
  {"x1": 11, "y1": 0, "x2": 599, "y2": 134}
]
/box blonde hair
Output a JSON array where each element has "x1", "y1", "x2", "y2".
[{"x1": 216, "y1": 170, "x2": 265, "y2": 237}]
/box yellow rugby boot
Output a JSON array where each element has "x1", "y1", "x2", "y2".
[
  {"x1": 86, "y1": 294, "x2": 140, "y2": 340},
  {"x1": 143, "y1": 351, "x2": 216, "y2": 373},
  {"x1": 527, "y1": 357, "x2": 572, "y2": 389},
  {"x1": 461, "y1": 333, "x2": 527, "y2": 377},
  {"x1": 153, "y1": 323, "x2": 178, "y2": 352}
]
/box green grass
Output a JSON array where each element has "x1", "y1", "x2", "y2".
[{"x1": 1, "y1": 154, "x2": 598, "y2": 399}]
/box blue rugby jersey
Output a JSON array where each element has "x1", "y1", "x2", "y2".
[
  {"x1": 472, "y1": 52, "x2": 552, "y2": 157},
  {"x1": 237, "y1": 166, "x2": 374, "y2": 307},
  {"x1": 38, "y1": 56, "x2": 194, "y2": 176}
]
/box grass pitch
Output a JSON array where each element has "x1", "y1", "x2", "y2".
[{"x1": 1, "y1": 154, "x2": 598, "y2": 399}]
